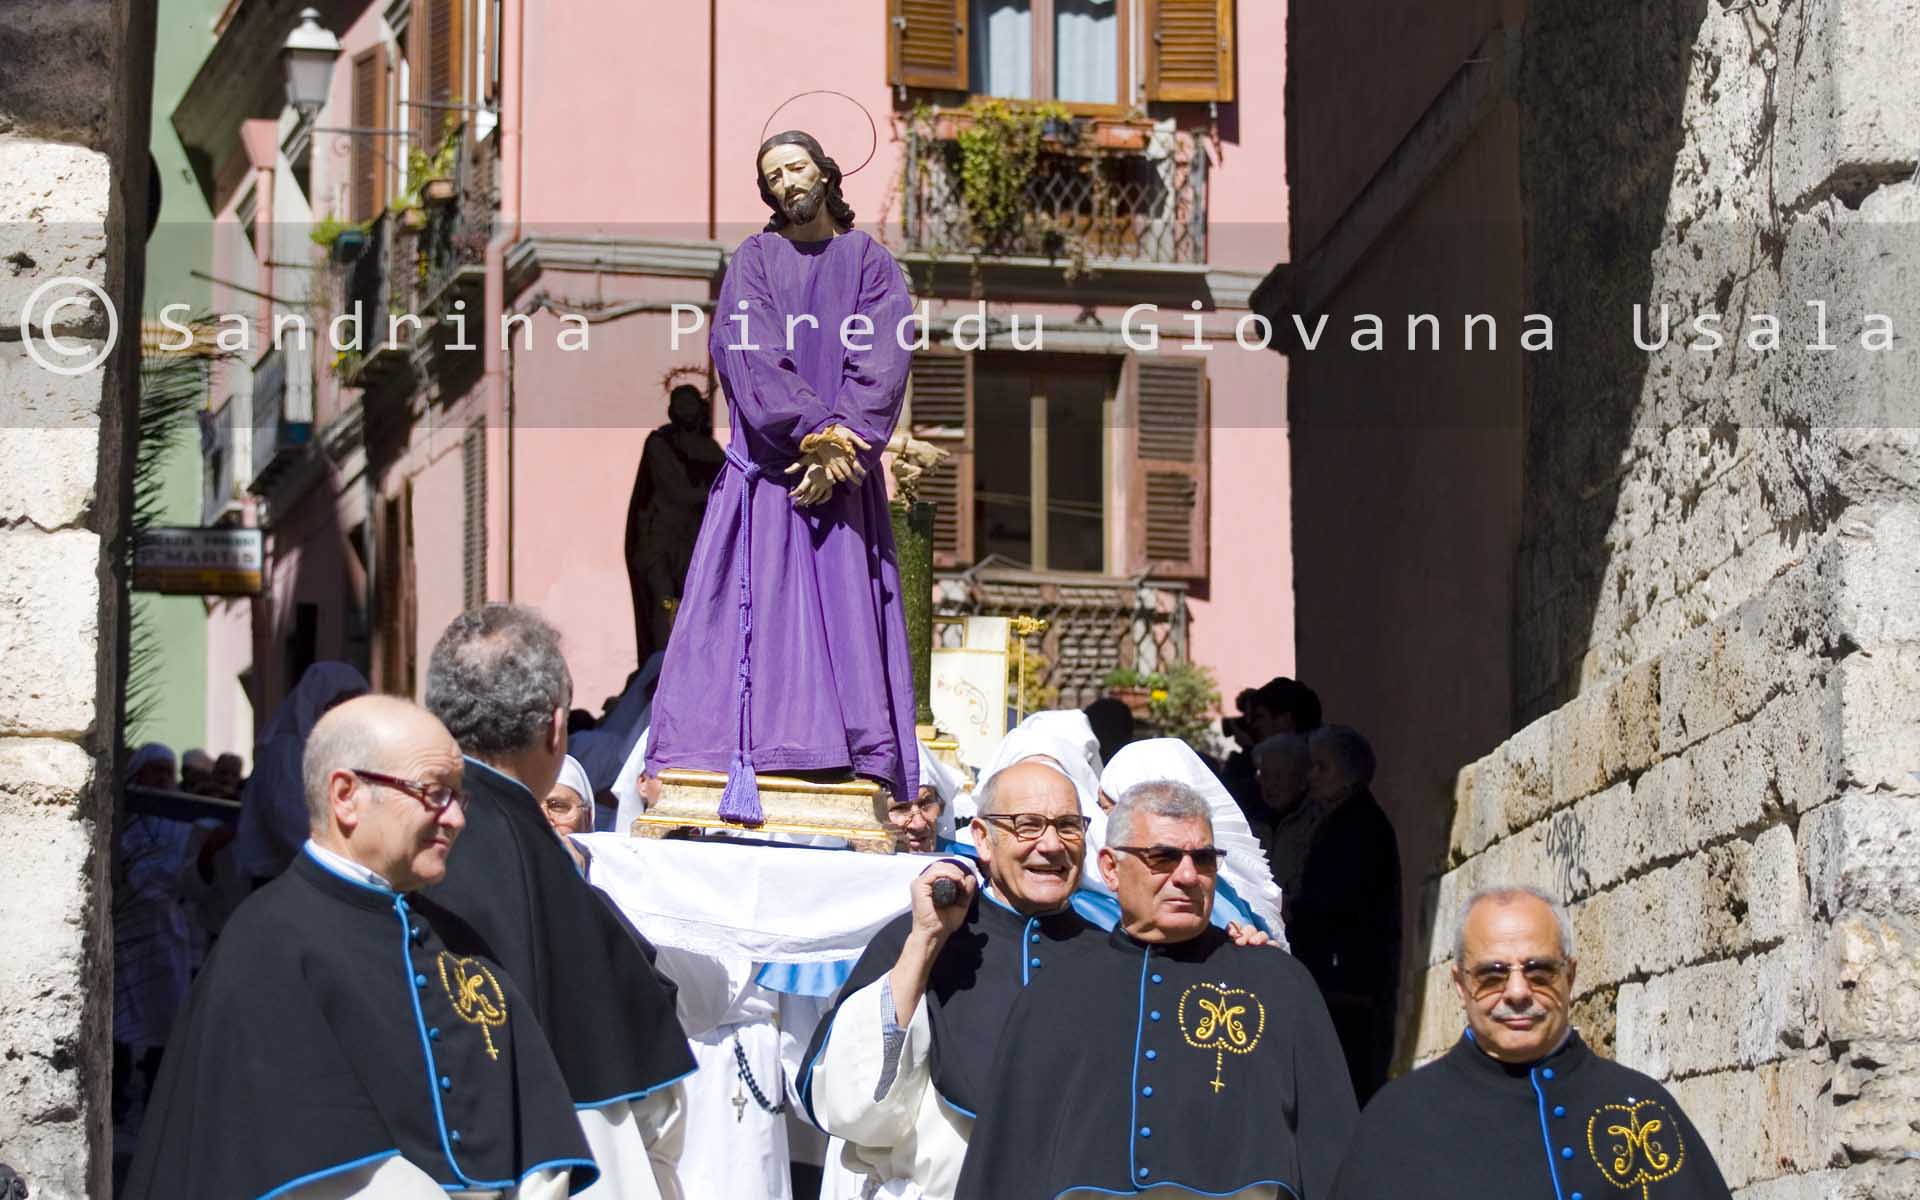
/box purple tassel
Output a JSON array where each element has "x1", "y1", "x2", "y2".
[
  {"x1": 718, "y1": 753, "x2": 764, "y2": 826},
  {"x1": 718, "y1": 446, "x2": 765, "y2": 827}
]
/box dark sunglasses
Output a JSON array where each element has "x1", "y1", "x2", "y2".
[
  {"x1": 1463, "y1": 958, "x2": 1566, "y2": 997},
  {"x1": 1109, "y1": 844, "x2": 1225, "y2": 874}
]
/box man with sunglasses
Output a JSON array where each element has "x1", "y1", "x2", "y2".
[
  {"x1": 956, "y1": 780, "x2": 1357, "y2": 1200},
  {"x1": 126, "y1": 696, "x2": 595, "y2": 1198},
  {"x1": 1327, "y1": 886, "x2": 1732, "y2": 1199}
]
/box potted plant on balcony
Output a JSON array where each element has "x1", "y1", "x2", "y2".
[
  {"x1": 310, "y1": 214, "x2": 370, "y2": 264},
  {"x1": 408, "y1": 126, "x2": 461, "y2": 208},
  {"x1": 1101, "y1": 662, "x2": 1222, "y2": 751},
  {"x1": 1101, "y1": 667, "x2": 1157, "y2": 721}
]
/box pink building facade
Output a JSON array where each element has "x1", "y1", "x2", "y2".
[{"x1": 176, "y1": 0, "x2": 1291, "y2": 743}]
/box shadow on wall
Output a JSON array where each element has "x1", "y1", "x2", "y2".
[{"x1": 1283, "y1": 0, "x2": 1709, "y2": 1072}]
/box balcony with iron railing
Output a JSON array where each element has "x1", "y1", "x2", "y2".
[
  {"x1": 934, "y1": 560, "x2": 1191, "y2": 710},
  {"x1": 418, "y1": 123, "x2": 495, "y2": 311},
  {"x1": 902, "y1": 110, "x2": 1209, "y2": 271},
  {"x1": 247, "y1": 343, "x2": 313, "y2": 495},
  {"x1": 200, "y1": 395, "x2": 246, "y2": 526}
]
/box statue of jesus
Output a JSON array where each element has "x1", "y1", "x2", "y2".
[{"x1": 645, "y1": 129, "x2": 919, "y2": 821}]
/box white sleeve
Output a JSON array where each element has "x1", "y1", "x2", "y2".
[
  {"x1": 575, "y1": 1086, "x2": 685, "y2": 1200},
  {"x1": 806, "y1": 976, "x2": 933, "y2": 1147}
]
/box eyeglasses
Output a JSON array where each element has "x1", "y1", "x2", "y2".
[
  {"x1": 353, "y1": 768, "x2": 467, "y2": 814},
  {"x1": 542, "y1": 796, "x2": 586, "y2": 819},
  {"x1": 1109, "y1": 844, "x2": 1225, "y2": 874},
  {"x1": 978, "y1": 813, "x2": 1091, "y2": 843},
  {"x1": 1463, "y1": 958, "x2": 1566, "y2": 997}
]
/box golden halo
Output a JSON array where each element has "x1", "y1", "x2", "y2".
[{"x1": 758, "y1": 89, "x2": 879, "y2": 176}]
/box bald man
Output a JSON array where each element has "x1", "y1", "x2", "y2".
[
  {"x1": 798, "y1": 759, "x2": 1103, "y2": 1200},
  {"x1": 126, "y1": 696, "x2": 594, "y2": 1199}
]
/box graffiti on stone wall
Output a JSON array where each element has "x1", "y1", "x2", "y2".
[{"x1": 1545, "y1": 809, "x2": 1592, "y2": 901}]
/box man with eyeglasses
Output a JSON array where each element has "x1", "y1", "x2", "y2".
[
  {"x1": 126, "y1": 695, "x2": 595, "y2": 1198},
  {"x1": 1327, "y1": 886, "x2": 1732, "y2": 1200},
  {"x1": 421, "y1": 606, "x2": 696, "y2": 1200},
  {"x1": 956, "y1": 780, "x2": 1357, "y2": 1200},
  {"x1": 797, "y1": 758, "x2": 1103, "y2": 1199}
]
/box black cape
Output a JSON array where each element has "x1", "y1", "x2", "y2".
[
  {"x1": 955, "y1": 926, "x2": 1359, "y2": 1200},
  {"x1": 799, "y1": 889, "x2": 1097, "y2": 1121},
  {"x1": 124, "y1": 849, "x2": 594, "y2": 1199},
  {"x1": 1329, "y1": 1032, "x2": 1732, "y2": 1200},
  {"x1": 421, "y1": 758, "x2": 694, "y2": 1106}
]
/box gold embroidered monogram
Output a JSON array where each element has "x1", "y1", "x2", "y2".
[
  {"x1": 1587, "y1": 1098, "x2": 1686, "y2": 1198},
  {"x1": 437, "y1": 952, "x2": 508, "y2": 1061},
  {"x1": 1176, "y1": 982, "x2": 1265, "y2": 1094}
]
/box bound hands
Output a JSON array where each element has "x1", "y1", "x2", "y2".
[{"x1": 786, "y1": 425, "x2": 873, "y2": 507}]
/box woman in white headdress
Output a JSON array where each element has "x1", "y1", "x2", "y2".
[{"x1": 1099, "y1": 737, "x2": 1287, "y2": 937}]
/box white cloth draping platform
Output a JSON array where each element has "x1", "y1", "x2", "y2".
[{"x1": 578, "y1": 833, "x2": 947, "y2": 964}]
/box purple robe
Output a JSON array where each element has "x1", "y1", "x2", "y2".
[{"x1": 646, "y1": 230, "x2": 920, "y2": 815}]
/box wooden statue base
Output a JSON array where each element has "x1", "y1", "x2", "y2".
[{"x1": 630, "y1": 768, "x2": 898, "y2": 853}]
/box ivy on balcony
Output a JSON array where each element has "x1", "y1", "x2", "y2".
[{"x1": 900, "y1": 101, "x2": 1209, "y2": 282}]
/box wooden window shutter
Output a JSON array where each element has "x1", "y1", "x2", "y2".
[
  {"x1": 888, "y1": 0, "x2": 969, "y2": 91},
  {"x1": 349, "y1": 49, "x2": 388, "y2": 221},
  {"x1": 1128, "y1": 356, "x2": 1210, "y2": 580},
  {"x1": 412, "y1": 0, "x2": 466, "y2": 146},
  {"x1": 462, "y1": 423, "x2": 487, "y2": 609},
  {"x1": 907, "y1": 349, "x2": 974, "y2": 568},
  {"x1": 377, "y1": 485, "x2": 417, "y2": 697},
  {"x1": 1145, "y1": 0, "x2": 1236, "y2": 102}
]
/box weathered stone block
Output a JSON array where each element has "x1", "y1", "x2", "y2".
[
  {"x1": 1833, "y1": 505, "x2": 1920, "y2": 649},
  {"x1": 1669, "y1": 1055, "x2": 1831, "y2": 1190},
  {"x1": 1834, "y1": 643, "x2": 1920, "y2": 796},
  {"x1": 1828, "y1": 1040, "x2": 1920, "y2": 1168},
  {"x1": 1553, "y1": 682, "x2": 1611, "y2": 805},
  {"x1": 1491, "y1": 710, "x2": 1556, "y2": 837},
  {"x1": 0, "y1": 345, "x2": 102, "y2": 530},
  {"x1": 1773, "y1": 0, "x2": 1920, "y2": 210},
  {"x1": 0, "y1": 529, "x2": 101, "y2": 737},
  {"x1": 1573, "y1": 829, "x2": 1800, "y2": 994},
  {"x1": 0, "y1": 796, "x2": 98, "y2": 1200},
  {"x1": 0, "y1": 737, "x2": 91, "y2": 807},
  {"x1": 1446, "y1": 758, "x2": 1479, "y2": 866},
  {"x1": 1821, "y1": 916, "x2": 1920, "y2": 1044},
  {"x1": 1800, "y1": 792, "x2": 1920, "y2": 922},
  {"x1": 0, "y1": 138, "x2": 111, "y2": 330},
  {"x1": 1614, "y1": 938, "x2": 1818, "y2": 1081}
]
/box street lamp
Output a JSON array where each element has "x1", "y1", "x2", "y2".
[{"x1": 282, "y1": 8, "x2": 341, "y2": 119}]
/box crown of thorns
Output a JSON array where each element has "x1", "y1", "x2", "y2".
[{"x1": 759, "y1": 89, "x2": 878, "y2": 175}]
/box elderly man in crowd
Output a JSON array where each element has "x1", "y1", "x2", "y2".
[
  {"x1": 799, "y1": 757, "x2": 1102, "y2": 1199},
  {"x1": 886, "y1": 741, "x2": 965, "y2": 854},
  {"x1": 956, "y1": 781, "x2": 1357, "y2": 1200},
  {"x1": 1253, "y1": 732, "x2": 1317, "y2": 906},
  {"x1": 1289, "y1": 723, "x2": 1402, "y2": 1101},
  {"x1": 1330, "y1": 887, "x2": 1733, "y2": 1199},
  {"x1": 423, "y1": 605, "x2": 695, "y2": 1200},
  {"x1": 126, "y1": 696, "x2": 593, "y2": 1198}
]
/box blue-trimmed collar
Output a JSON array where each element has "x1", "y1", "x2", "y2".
[
  {"x1": 303, "y1": 840, "x2": 395, "y2": 894},
  {"x1": 462, "y1": 755, "x2": 537, "y2": 802}
]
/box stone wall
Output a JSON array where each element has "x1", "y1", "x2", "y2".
[{"x1": 0, "y1": 1, "x2": 154, "y2": 1195}]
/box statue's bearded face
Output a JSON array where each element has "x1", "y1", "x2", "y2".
[{"x1": 760, "y1": 143, "x2": 827, "y2": 224}]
